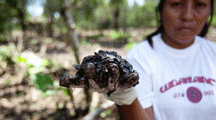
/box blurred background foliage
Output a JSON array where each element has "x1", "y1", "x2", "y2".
[
  {"x1": 0, "y1": 0, "x2": 216, "y2": 119},
  {"x1": 1, "y1": 0, "x2": 216, "y2": 39},
  {"x1": 0, "y1": 0, "x2": 158, "y2": 39}
]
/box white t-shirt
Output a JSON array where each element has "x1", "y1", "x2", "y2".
[{"x1": 126, "y1": 33, "x2": 216, "y2": 120}]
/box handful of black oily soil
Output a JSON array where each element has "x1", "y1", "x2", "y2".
[{"x1": 60, "y1": 50, "x2": 139, "y2": 96}]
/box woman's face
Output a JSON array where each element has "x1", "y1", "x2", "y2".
[{"x1": 161, "y1": 0, "x2": 211, "y2": 49}]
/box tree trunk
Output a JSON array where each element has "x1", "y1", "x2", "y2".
[
  {"x1": 62, "y1": 0, "x2": 80, "y2": 64},
  {"x1": 113, "y1": 7, "x2": 120, "y2": 31},
  {"x1": 48, "y1": 13, "x2": 55, "y2": 38},
  {"x1": 61, "y1": 0, "x2": 91, "y2": 118},
  {"x1": 17, "y1": 8, "x2": 26, "y2": 52},
  {"x1": 18, "y1": 10, "x2": 27, "y2": 38},
  {"x1": 121, "y1": 4, "x2": 127, "y2": 33}
]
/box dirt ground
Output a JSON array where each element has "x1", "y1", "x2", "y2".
[{"x1": 0, "y1": 28, "x2": 216, "y2": 120}]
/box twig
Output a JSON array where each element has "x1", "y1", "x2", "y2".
[
  {"x1": 82, "y1": 95, "x2": 115, "y2": 120},
  {"x1": 40, "y1": 44, "x2": 47, "y2": 57},
  {"x1": 17, "y1": 38, "x2": 23, "y2": 53}
]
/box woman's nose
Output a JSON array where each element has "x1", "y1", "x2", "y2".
[{"x1": 180, "y1": 5, "x2": 194, "y2": 22}]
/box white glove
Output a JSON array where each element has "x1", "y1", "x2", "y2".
[
  {"x1": 63, "y1": 76, "x2": 138, "y2": 106},
  {"x1": 86, "y1": 77, "x2": 138, "y2": 106},
  {"x1": 103, "y1": 86, "x2": 138, "y2": 106}
]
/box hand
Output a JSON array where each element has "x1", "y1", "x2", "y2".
[{"x1": 60, "y1": 50, "x2": 139, "y2": 105}]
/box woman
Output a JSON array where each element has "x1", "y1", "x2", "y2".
[{"x1": 109, "y1": 0, "x2": 216, "y2": 119}]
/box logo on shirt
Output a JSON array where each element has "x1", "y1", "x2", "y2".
[
  {"x1": 160, "y1": 76, "x2": 216, "y2": 93},
  {"x1": 186, "y1": 87, "x2": 202, "y2": 103}
]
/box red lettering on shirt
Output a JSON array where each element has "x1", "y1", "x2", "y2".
[
  {"x1": 205, "y1": 78, "x2": 216, "y2": 85},
  {"x1": 160, "y1": 76, "x2": 216, "y2": 93},
  {"x1": 181, "y1": 77, "x2": 192, "y2": 83}
]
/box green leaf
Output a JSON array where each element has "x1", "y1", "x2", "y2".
[
  {"x1": 62, "y1": 88, "x2": 71, "y2": 96},
  {"x1": 17, "y1": 57, "x2": 28, "y2": 66},
  {"x1": 32, "y1": 74, "x2": 54, "y2": 92},
  {"x1": 17, "y1": 57, "x2": 27, "y2": 63}
]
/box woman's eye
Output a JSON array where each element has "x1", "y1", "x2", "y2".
[
  {"x1": 171, "y1": 2, "x2": 181, "y2": 6},
  {"x1": 196, "y1": 2, "x2": 206, "y2": 7}
]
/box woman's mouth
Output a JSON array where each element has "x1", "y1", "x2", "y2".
[{"x1": 177, "y1": 27, "x2": 194, "y2": 31}]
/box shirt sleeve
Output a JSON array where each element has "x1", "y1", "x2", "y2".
[{"x1": 125, "y1": 46, "x2": 154, "y2": 109}]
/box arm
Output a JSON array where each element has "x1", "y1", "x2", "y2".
[{"x1": 116, "y1": 98, "x2": 154, "y2": 120}]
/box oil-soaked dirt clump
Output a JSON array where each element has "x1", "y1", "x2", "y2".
[{"x1": 60, "y1": 50, "x2": 139, "y2": 96}]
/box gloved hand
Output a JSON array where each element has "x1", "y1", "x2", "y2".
[{"x1": 60, "y1": 50, "x2": 139, "y2": 105}]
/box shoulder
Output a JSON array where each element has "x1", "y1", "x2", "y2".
[
  {"x1": 126, "y1": 40, "x2": 153, "y2": 59},
  {"x1": 196, "y1": 36, "x2": 216, "y2": 46},
  {"x1": 125, "y1": 40, "x2": 158, "y2": 75},
  {"x1": 126, "y1": 33, "x2": 163, "y2": 60},
  {"x1": 196, "y1": 36, "x2": 216, "y2": 52},
  {"x1": 126, "y1": 33, "x2": 163, "y2": 67}
]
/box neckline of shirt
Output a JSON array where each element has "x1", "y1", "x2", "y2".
[{"x1": 153, "y1": 33, "x2": 200, "y2": 58}]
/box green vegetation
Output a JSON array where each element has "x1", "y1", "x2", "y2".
[
  {"x1": 100, "y1": 108, "x2": 112, "y2": 118},
  {"x1": 125, "y1": 38, "x2": 139, "y2": 51},
  {"x1": 108, "y1": 30, "x2": 131, "y2": 43},
  {"x1": 0, "y1": 44, "x2": 63, "y2": 97},
  {"x1": 211, "y1": 15, "x2": 216, "y2": 27},
  {"x1": 17, "y1": 52, "x2": 60, "y2": 96}
]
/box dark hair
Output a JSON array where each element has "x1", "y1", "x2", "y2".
[{"x1": 147, "y1": 0, "x2": 214, "y2": 48}]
